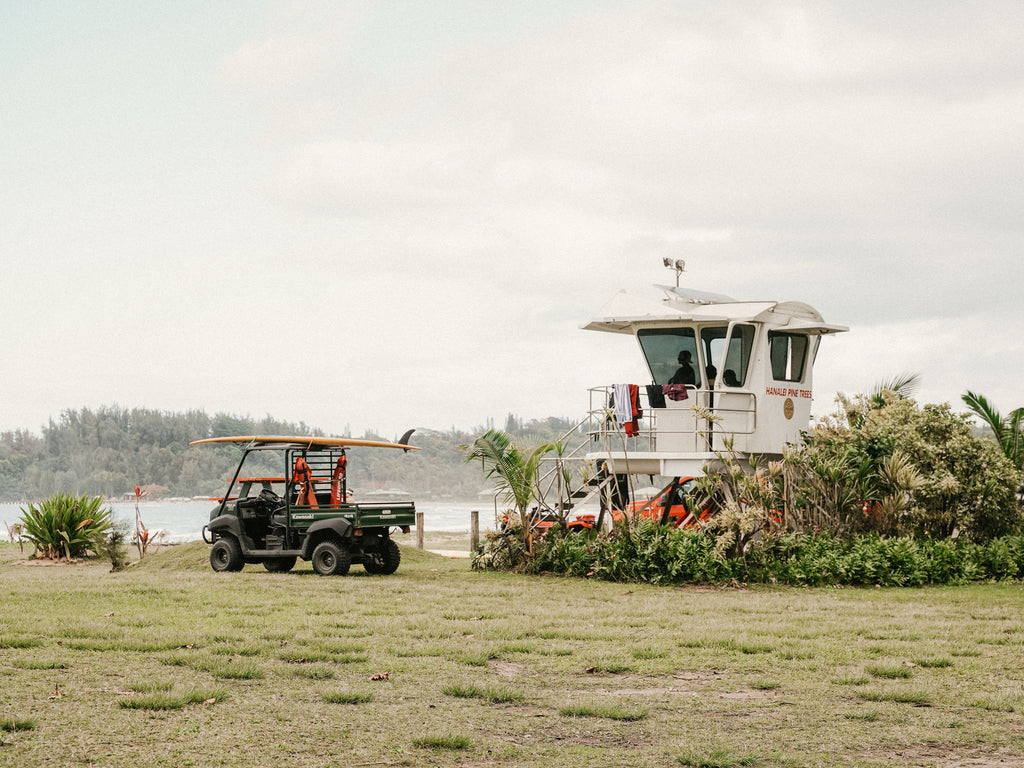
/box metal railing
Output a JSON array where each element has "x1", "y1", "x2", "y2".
[{"x1": 585, "y1": 384, "x2": 757, "y2": 452}]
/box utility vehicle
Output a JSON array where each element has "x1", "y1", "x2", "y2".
[{"x1": 191, "y1": 434, "x2": 418, "y2": 576}]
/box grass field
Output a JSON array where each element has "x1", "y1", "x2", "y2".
[{"x1": 1, "y1": 538, "x2": 1022, "y2": 768}]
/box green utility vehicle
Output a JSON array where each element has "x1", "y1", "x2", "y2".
[{"x1": 192, "y1": 434, "x2": 418, "y2": 576}]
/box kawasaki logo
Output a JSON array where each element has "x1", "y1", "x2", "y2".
[{"x1": 292, "y1": 513, "x2": 314, "y2": 520}]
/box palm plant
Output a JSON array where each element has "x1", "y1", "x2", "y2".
[
  {"x1": 962, "y1": 391, "x2": 1024, "y2": 471},
  {"x1": 841, "y1": 373, "x2": 921, "y2": 428},
  {"x1": 460, "y1": 429, "x2": 555, "y2": 549},
  {"x1": 19, "y1": 493, "x2": 112, "y2": 560},
  {"x1": 869, "y1": 373, "x2": 921, "y2": 405}
]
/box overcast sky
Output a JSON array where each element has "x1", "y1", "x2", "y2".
[{"x1": 2, "y1": 1, "x2": 1022, "y2": 440}]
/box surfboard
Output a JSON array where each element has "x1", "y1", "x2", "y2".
[{"x1": 190, "y1": 433, "x2": 419, "y2": 451}]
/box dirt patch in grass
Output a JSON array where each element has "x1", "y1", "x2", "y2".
[
  {"x1": 596, "y1": 684, "x2": 775, "y2": 702},
  {"x1": 861, "y1": 745, "x2": 1024, "y2": 767},
  {"x1": 488, "y1": 659, "x2": 527, "y2": 678},
  {"x1": 11, "y1": 556, "x2": 93, "y2": 567}
]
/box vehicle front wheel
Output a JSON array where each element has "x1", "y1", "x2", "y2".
[
  {"x1": 263, "y1": 556, "x2": 297, "y2": 573},
  {"x1": 210, "y1": 537, "x2": 244, "y2": 572},
  {"x1": 311, "y1": 540, "x2": 351, "y2": 576},
  {"x1": 364, "y1": 539, "x2": 401, "y2": 575}
]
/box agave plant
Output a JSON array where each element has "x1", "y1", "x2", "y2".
[{"x1": 19, "y1": 494, "x2": 113, "y2": 560}]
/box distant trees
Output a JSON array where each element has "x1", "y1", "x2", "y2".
[
  {"x1": 0, "y1": 407, "x2": 571, "y2": 502},
  {"x1": 0, "y1": 407, "x2": 321, "y2": 500}
]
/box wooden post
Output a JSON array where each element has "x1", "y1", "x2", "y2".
[
  {"x1": 470, "y1": 509, "x2": 480, "y2": 554},
  {"x1": 416, "y1": 510, "x2": 424, "y2": 549}
]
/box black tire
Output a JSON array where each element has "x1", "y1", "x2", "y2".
[
  {"x1": 210, "y1": 537, "x2": 244, "y2": 572},
  {"x1": 311, "y1": 540, "x2": 351, "y2": 576},
  {"x1": 366, "y1": 539, "x2": 401, "y2": 575},
  {"x1": 263, "y1": 556, "x2": 297, "y2": 573}
]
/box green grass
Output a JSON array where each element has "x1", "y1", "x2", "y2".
[
  {"x1": 442, "y1": 682, "x2": 525, "y2": 703},
  {"x1": 0, "y1": 718, "x2": 36, "y2": 732},
  {"x1": 834, "y1": 675, "x2": 871, "y2": 686},
  {"x1": 0, "y1": 540, "x2": 1022, "y2": 767},
  {"x1": 412, "y1": 733, "x2": 472, "y2": 750},
  {"x1": 0, "y1": 635, "x2": 43, "y2": 649},
  {"x1": 866, "y1": 664, "x2": 914, "y2": 679},
  {"x1": 914, "y1": 657, "x2": 953, "y2": 668},
  {"x1": 857, "y1": 689, "x2": 932, "y2": 705},
  {"x1": 678, "y1": 748, "x2": 760, "y2": 767},
  {"x1": 118, "y1": 689, "x2": 225, "y2": 710},
  {"x1": 322, "y1": 691, "x2": 374, "y2": 704}
]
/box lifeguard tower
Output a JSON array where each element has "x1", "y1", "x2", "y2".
[{"x1": 569, "y1": 260, "x2": 846, "y2": 508}]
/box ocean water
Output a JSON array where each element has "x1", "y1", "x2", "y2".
[{"x1": 1, "y1": 499, "x2": 496, "y2": 544}]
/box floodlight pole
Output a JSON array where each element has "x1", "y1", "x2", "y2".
[{"x1": 662, "y1": 257, "x2": 685, "y2": 287}]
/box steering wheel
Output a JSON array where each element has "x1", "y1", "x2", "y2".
[{"x1": 257, "y1": 488, "x2": 284, "y2": 513}]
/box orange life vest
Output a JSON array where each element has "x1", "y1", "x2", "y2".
[
  {"x1": 293, "y1": 456, "x2": 318, "y2": 508},
  {"x1": 330, "y1": 453, "x2": 348, "y2": 505}
]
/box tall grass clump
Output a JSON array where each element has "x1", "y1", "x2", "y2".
[
  {"x1": 19, "y1": 493, "x2": 112, "y2": 560},
  {"x1": 412, "y1": 733, "x2": 472, "y2": 750}
]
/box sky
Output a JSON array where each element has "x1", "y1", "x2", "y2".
[{"x1": 2, "y1": 0, "x2": 1022, "y2": 440}]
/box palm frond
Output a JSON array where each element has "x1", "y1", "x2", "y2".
[
  {"x1": 962, "y1": 390, "x2": 1006, "y2": 443},
  {"x1": 869, "y1": 373, "x2": 920, "y2": 405}
]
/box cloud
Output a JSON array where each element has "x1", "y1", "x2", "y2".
[
  {"x1": 814, "y1": 312, "x2": 1024, "y2": 418},
  {"x1": 218, "y1": 34, "x2": 331, "y2": 92},
  {"x1": 6, "y1": 1, "x2": 1022, "y2": 440}
]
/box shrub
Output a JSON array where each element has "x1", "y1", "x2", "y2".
[
  {"x1": 96, "y1": 519, "x2": 130, "y2": 571},
  {"x1": 533, "y1": 520, "x2": 734, "y2": 584},
  {"x1": 537, "y1": 525, "x2": 1024, "y2": 587},
  {"x1": 795, "y1": 396, "x2": 1021, "y2": 541},
  {"x1": 19, "y1": 493, "x2": 113, "y2": 560}
]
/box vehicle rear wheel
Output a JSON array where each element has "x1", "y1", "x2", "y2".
[
  {"x1": 311, "y1": 540, "x2": 351, "y2": 576},
  {"x1": 210, "y1": 537, "x2": 244, "y2": 572},
  {"x1": 364, "y1": 539, "x2": 401, "y2": 575},
  {"x1": 263, "y1": 556, "x2": 296, "y2": 573}
]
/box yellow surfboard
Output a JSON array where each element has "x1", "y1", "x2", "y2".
[{"x1": 190, "y1": 432, "x2": 419, "y2": 451}]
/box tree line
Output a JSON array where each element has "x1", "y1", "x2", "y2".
[{"x1": 0, "y1": 406, "x2": 576, "y2": 502}]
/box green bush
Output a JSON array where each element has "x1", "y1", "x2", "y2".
[
  {"x1": 19, "y1": 493, "x2": 112, "y2": 560},
  {"x1": 536, "y1": 525, "x2": 1024, "y2": 587},
  {"x1": 534, "y1": 521, "x2": 733, "y2": 584},
  {"x1": 796, "y1": 396, "x2": 1021, "y2": 541}
]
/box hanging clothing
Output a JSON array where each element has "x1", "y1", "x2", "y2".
[
  {"x1": 628, "y1": 384, "x2": 643, "y2": 436},
  {"x1": 612, "y1": 383, "x2": 631, "y2": 426},
  {"x1": 612, "y1": 384, "x2": 643, "y2": 436},
  {"x1": 646, "y1": 384, "x2": 666, "y2": 409},
  {"x1": 662, "y1": 384, "x2": 689, "y2": 402}
]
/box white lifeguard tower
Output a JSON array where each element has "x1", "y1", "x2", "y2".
[{"x1": 580, "y1": 263, "x2": 847, "y2": 487}]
